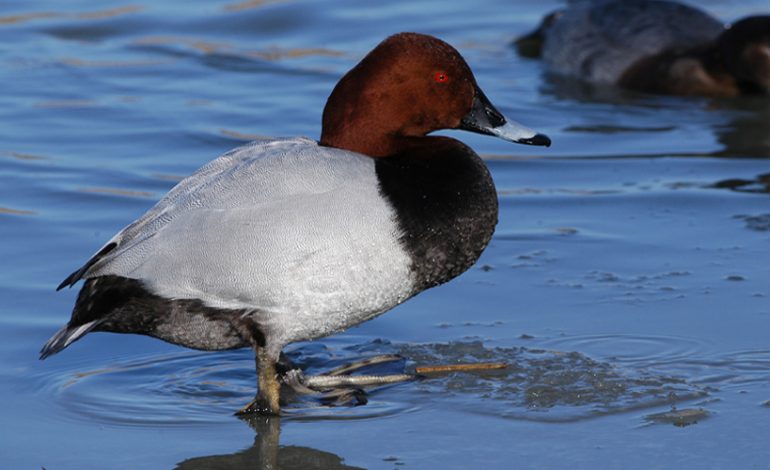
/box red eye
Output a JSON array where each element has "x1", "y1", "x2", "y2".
[{"x1": 434, "y1": 71, "x2": 448, "y2": 83}]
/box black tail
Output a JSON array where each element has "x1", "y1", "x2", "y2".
[
  {"x1": 39, "y1": 321, "x2": 99, "y2": 360},
  {"x1": 44, "y1": 274, "x2": 125, "y2": 359}
]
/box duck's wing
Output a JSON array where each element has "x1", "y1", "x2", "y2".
[
  {"x1": 543, "y1": 0, "x2": 725, "y2": 83},
  {"x1": 57, "y1": 137, "x2": 377, "y2": 291}
]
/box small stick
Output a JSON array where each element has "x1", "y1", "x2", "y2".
[{"x1": 415, "y1": 362, "x2": 507, "y2": 374}]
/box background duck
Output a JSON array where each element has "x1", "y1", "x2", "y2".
[{"x1": 515, "y1": 0, "x2": 770, "y2": 97}]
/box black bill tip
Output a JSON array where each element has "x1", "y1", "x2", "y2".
[{"x1": 518, "y1": 133, "x2": 551, "y2": 147}]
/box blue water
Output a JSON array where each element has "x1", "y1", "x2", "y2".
[{"x1": 2, "y1": 1, "x2": 770, "y2": 468}]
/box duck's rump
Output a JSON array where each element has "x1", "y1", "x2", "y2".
[
  {"x1": 61, "y1": 276, "x2": 254, "y2": 353},
  {"x1": 542, "y1": 0, "x2": 724, "y2": 83}
]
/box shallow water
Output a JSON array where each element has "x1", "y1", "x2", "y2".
[{"x1": 2, "y1": 0, "x2": 770, "y2": 468}]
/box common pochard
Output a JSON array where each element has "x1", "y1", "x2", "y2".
[{"x1": 41, "y1": 32, "x2": 551, "y2": 415}]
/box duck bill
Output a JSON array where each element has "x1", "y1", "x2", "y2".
[{"x1": 459, "y1": 88, "x2": 551, "y2": 147}]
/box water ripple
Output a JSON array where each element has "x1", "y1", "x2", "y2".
[
  {"x1": 34, "y1": 348, "x2": 413, "y2": 427},
  {"x1": 28, "y1": 336, "x2": 770, "y2": 428},
  {"x1": 537, "y1": 334, "x2": 708, "y2": 365}
]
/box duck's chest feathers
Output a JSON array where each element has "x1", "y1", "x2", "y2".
[{"x1": 375, "y1": 138, "x2": 498, "y2": 290}]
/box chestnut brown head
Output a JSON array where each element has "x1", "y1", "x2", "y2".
[{"x1": 320, "y1": 33, "x2": 549, "y2": 157}]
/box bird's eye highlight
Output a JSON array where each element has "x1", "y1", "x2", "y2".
[{"x1": 434, "y1": 71, "x2": 448, "y2": 83}]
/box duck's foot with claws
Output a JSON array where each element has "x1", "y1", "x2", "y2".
[{"x1": 281, "y1": 354, "x2": 415, "y2": 406}]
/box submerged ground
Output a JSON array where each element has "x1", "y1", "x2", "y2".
[{"x1": 1, "y1": 0, "x2": 769, "y2": 468}]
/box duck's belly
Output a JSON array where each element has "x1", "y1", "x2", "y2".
[
  {"x1": 138, "y1": 241, "x2": 413, "y2": 355},
  {"x1": 240, "y1": 230, "x2": 416, "y2": 351},
  {"x1": 146, "y1": 252, "x2": 414, "y2": 354}
]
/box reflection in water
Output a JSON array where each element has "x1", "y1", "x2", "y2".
[
  {"x1": 711, "y1": 98, "x2": 770, "y2": 158},
  {"x1": 644, "y1": 407, "x2": 709, "y2": 428},
  {"x1": 541, "y1": 74, "x2": 653, "y2": 106},
  {"x1": 175, "y1": 416, "x2": 363, "y2": 470},
  {"x1": 541, "y1": 74, "x2": 770, "y2": 159},
  {"x1": 0, "y1": 206, "x2": 36, "y2": 215},
  {"x1": 0, "y1": 6, "x2": 141, "y2": 26},
  {"x1": 734, "y1": 213, "x2": 770, "y2": 231},
  {"x1": 130, "y1": 35, "x2": 345, "y2": 74},
  {"x1": 711, "y1": 173, "x2": 770, "y2": 194}
]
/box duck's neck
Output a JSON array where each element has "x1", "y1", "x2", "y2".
[
  {"x1": 374, "y1": 136, "x2": 498, "y2": 290},
  {"x1": 319, "y1": 120, "x2": 400, "y2": 158},
  {"x1": 319, "y1": 59, "x2": 400, "y2": 157}
]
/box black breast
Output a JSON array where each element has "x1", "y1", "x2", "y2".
[{"x1": 375, "y1": 136, "x2": 498, "y2": 290}]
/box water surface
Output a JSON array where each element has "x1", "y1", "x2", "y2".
[{"x1": 2, "y1": 0, "x2": 770, "y2": 468}]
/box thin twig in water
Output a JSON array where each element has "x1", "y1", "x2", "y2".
[{"x1": 415, "y1": 362, "x2": 507, "y2": 374}]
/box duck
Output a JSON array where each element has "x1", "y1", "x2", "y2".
[
  {"x1": 515, "y1": 0, "x2": 770, "y2": 97},
  {"x1": 40, "y1": 32, "x2": 551, "y2": 415}
]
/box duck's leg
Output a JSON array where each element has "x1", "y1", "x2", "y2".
[{"x1": 236, "y1": 347, "x2": 281, "y2": 416}]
